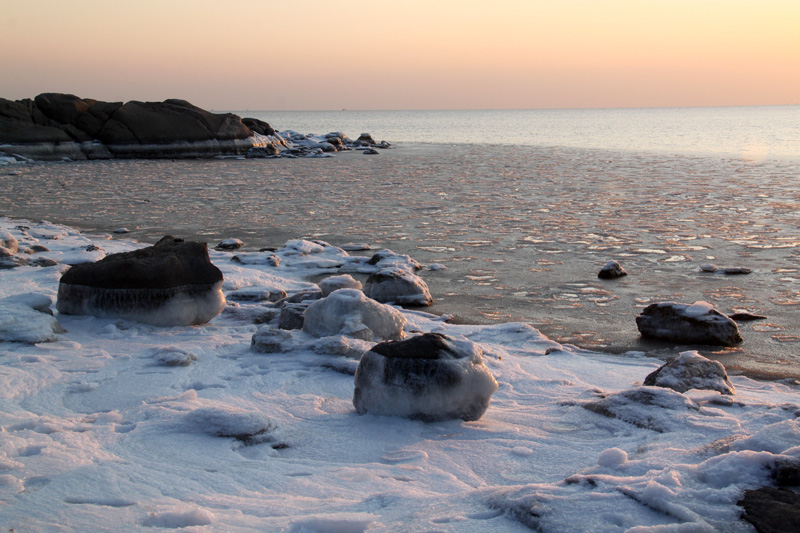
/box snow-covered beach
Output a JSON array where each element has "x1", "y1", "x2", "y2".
[{"x1": 1, "y1": 217, "x2": 799, "y2": 532}]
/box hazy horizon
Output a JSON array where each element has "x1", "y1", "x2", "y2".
[{"x1": 3, "y1": 0, "x2": 798, "y2": 111}]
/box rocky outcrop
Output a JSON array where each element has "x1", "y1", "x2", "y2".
[
  {"x1": 0, "y1": 93, "x2": 279, "y2": 160},
  {"x1": 56, "y1": 236, "x2": 225, "y2": 326}
]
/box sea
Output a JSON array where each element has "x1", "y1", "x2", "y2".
[{"x1": 3, "y1": 105, "x2": 800, "y2": 378}]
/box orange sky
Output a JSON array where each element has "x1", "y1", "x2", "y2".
[{"x1": 2, "y1": 0, "x2": 798, "y2": 110}]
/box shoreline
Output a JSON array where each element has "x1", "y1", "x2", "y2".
[{"x1": 3, "y1": 142, "x2": 800, "y2": 380}]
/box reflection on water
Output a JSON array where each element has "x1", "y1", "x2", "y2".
[{"x1": 3, "y1": 143, "x2": 800, "y2": 378}]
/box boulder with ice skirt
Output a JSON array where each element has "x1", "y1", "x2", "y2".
[
  {"x1": 56, "y1": 236, "x2": 224, "y2": 326},
  {"x1": 353, "y1": 332, "x2": 499, "y2": 422},
  {"x1": 635, "y1": 301, "x2": 742, "y2": 347}
]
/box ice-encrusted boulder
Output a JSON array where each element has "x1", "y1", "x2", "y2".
[
  {"x1": 319, "y1": 274, "x2": 362, "y2": 297},
  {"x1": 353, "y1": 332, "x2": 499, "y2": 422},
  {"x1": 216, "y1": 238, "x2": 243, "y2": 250},
  {"x1": 643, "y1": 351, "x2": 736, "y2": 395},
  {"x1": 598, "y1": 260, "x2": 627, "y2": 279},
  {"x1": 302, "y1": 289, "x2": 405, "y2": 341},
  {"x1": 364, "y1": 267, "x2": 433, "y2": 306},
  {"x1": 0, "y1": 293, "x2": 64, "y2": 343},
  {"x1": 635, "y1": 301, "x2": 743, "y2": 347},
  {"x1": 56, "y1": 236, "x2": 225, "y2": 326}
]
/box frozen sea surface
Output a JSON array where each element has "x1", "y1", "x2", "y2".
[
  {"x1": 3, "y1": 143, "x2": 800, "y2": 378},
  {"x1": 0, "y1": 219, "x2": 799, "y2": 532}
]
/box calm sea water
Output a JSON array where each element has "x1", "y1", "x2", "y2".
[
  {"x1": 236, "y1": 106, "x2": 800, "y2": 159},
  {"x1": 4, "y1": 106, "x2": 800, "y2": 378}
]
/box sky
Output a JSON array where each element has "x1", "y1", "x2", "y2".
[{"x1": 2, "y1": 0, "x2": 798, "y2": 110}]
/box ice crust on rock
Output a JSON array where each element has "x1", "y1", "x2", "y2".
[
  {"x1": 0, "y1": 230, "x2": 19, "y2": 253},
  {"x1": 353, "y1": 332, "x2": 499, "y2": 421},
  {"x1": 364, "y1": 267, "x2": 433, "y2": 306},
  {"x1": 0, "y1": 293, "x2": 64, "y2": 343},
  {"x1": 302, "y1": 289, "x2": 405, "y2": 341},
  {"x1": 56, "y1": 236, "x2": 225, "y2": 326},
  {"x1": 636, "y1": 301, "x2": 743, "y2": 346},
  {"x1": 644, "y1": 350, "x2": 736, "y2": 395},
  {"x1": 318, "y1": 274, "x2": 362, "y2": 297},
  {"x1": 366, "y1": 249, "x2": 422, "y2": 272}
]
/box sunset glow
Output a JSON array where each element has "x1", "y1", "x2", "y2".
[{"x1": 2, "y1": 0, "x2": 798, "y2": 110}]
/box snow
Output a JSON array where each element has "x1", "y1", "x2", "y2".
[{"x1": 1, "y1": 217, "x2": 799, "y2": 531}]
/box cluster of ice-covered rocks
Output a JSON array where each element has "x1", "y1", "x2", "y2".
[
  {"x1": 0, "y1": 93, "x2": 390, "y2": 161},
  {"x1": 2, "y1": 219, "x2": 800, "y2": 531}
]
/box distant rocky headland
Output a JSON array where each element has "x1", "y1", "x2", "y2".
[{"x1": 0, "y1": 93, "x2": 387, "y2": 161}]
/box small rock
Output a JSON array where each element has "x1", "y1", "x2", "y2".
[
  {"x1": 113, "y1": 228, "x2": 130, "y2": 234},
  {"x1": 278, "y1": 302, "x2": 308, "y2": 331},
  {"x1": 217, "y1": 238, "x2": 244, "y2": 250},
  {"x1": 302, "y1": 289, "x2": 406, "y2": 341},
  {"x1": 729, "y1": 312, "x2": 767, "y2": 321},
  {"x1": 598, "y1": 260, "x2": 627, "y2": 279},
  {"x1": 700, "y1": 263, "x2": 718, "y2": 272},
  {"x1": 363, "y1": 148, "x2": 380, "y2": 155},
  {"x1": 721, "y1": 267, "x2": 751, "y2": 275},
  {"x1": 251, "y1": 327, "x2": 294, "y2": 353},
  {"x1": 340, "y1": 243, "x2": 371, "y2": 252}
]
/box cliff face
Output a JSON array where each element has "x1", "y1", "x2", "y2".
[{"x1": 0, "y1": 93, "x2": 276, "y2": 160}]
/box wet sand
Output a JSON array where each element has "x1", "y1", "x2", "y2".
[{"x1": 3, "y1": 143, "x2": 800, "y2": 378}]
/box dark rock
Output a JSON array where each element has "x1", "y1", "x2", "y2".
[
  {"x1": 643, "y1": 351, "x2": 736, "y2": 395},
  {"x1": 636, "y1": 301, "x2": 743, "y2": 347},
  {"x1": 729, "y1": 312, "x2": 767, "y2": 321},
  {"x1": 722, "y1": 267, "x2": 751, "y2": 275},
  {"x1": 278, "y1": 302, "x2": 308, "y2": 330},
  {"x1": 216, "y1": 238, "x2": 243, "y2": 250},
  {"x1": 56, "y1": 236, "x2": 225, "y2": 326},
  {"x1": 356, "y1": 133, "x2": 376, "y2": 145},
  {"x1": 353, "y1": 332, "x2": 498, "y2": 421},
  {"x1": 364, "y1": 267, "x2": 432, "y2": 306},
  {"x1": 598, "y1": 260, "x2": 627, "y2": 279},
  {"x1": 738, "y1": 487, "x2": 800, "y2": 533}
]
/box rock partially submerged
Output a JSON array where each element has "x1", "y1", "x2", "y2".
[
  {"x1": 56, "y1": 236, "x2": 225, "y2": 326},
  {"x1": 643, "y1": 351, "x2": 736, "y2": 395},
  {"x1": 364, "y1": 267, "x2": 433, "y2": 306},
  {"x1": 598, "y1": 260, "x2": 627, "y2": 279},
  {"x1": 636, "y1": 301, "x2": 743, "y2": 347},
  {"x1": 353, "y1": 332, "x2": 499, "y2": 422}
]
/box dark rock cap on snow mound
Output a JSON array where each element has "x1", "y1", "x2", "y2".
[{"x1": 56, "y1": 236, "x2": 225, "y2": 326}]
